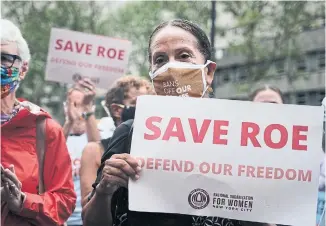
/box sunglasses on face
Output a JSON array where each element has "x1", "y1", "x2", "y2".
[{"x1": 1, "y1": 53, "x2": 22, "y2": 69}]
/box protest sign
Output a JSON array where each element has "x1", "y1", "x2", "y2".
[
  {"x1": 129, "y1": 95, "x2": 323, "y2": 226},
  {"x1": 45, "y1": 28, "x2": 132, "y2": 88}
]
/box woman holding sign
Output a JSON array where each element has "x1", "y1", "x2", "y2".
[{"x1": 82, "y1": 19, "x2": 278, "y2": 226}]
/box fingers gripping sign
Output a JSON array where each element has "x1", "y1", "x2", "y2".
[
  {"x1": 96, "y1": 154, "x2": 141, "y2": 196},
  {"x1": 110, "y1": 154, "x2": 141, "y2": 180}
]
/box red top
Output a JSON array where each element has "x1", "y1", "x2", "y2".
[{"x1": 1, "y1": 101, "x2": 76, "y2": 226}]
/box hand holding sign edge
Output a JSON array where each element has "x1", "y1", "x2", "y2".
[{"x1": 96, "y1": 154, "x2": 141, "y2": 196}]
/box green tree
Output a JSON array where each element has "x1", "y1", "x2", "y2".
[
  {"x1": 2, "y1": 1, "x2": 105, "y2": 123},
  {"x1": 2, "y1": 1, "x2": 216, "y2": 121},
  {"x1": 4, "y1": 1, "x2": 321, "y2": 118},
  {"x1": 221, "y1": 1, "x2": 325, "y2": 84},
  {"x1": 99, "y1": 1, "x2": 212, "y2": 76}
]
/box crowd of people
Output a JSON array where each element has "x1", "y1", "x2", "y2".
[{"x1": 1, "y1": 18, "x2": 325, "y2": 226}]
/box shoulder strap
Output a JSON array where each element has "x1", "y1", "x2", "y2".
[{"x1": 36, "y1": 117, "x2": 47, "y2": 194}]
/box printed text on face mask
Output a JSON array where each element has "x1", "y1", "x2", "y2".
[{"x1": 163, "y1": 79, "x2": 191, "y2": 96}]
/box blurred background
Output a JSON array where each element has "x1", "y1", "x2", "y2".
[{"x1": 2, "y1": 1, "x2": 325, "y2": 123}]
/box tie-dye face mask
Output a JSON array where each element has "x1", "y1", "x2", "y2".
[{"x1": 1, "y1": 66, "x2": 20, "y2": 99}]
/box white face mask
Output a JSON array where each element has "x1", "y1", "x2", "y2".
[{"x1": 149, "y1": 60, "x2": 213, "y2": 98}]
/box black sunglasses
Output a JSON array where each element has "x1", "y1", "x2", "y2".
[{"x1": 1, "y1": 53, "x2": 22, "y2": 68}]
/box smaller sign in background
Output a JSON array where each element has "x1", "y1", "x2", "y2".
[{"x1": 45, "y1": 28, "x2": 132, "y2": 89}]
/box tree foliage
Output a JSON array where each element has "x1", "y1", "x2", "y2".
[
  {"x1": 2, "y1": 1, "x2": 214, "y2": 121},
  {"x1": 220, "y1": 1, "x2": 325, "y2": 83},
  {"x1": 2, "y1": 1, "x2": 104, "y2": 122},
  {"x1": 99, "y1": 1, "x2": 212, "y2": 76},
  {"x1": 2, "y1": 1, "x2": 324, "y2": 120}
]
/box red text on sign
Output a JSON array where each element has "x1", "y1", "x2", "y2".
[
  {"x1": 238, "y1": 165, "x2": 311, "y2": 181},
  {"x1": 144, "y1": 117, "x2": 229, "y2": 144},
  {"x1": 241, "y1": 122, "x2": 308, "y2": 151},
  {"x1": 136, "y1": 157, "x2": 194, "y2": 172},
  {"x1": 135, "y1": 157, "x2": 312, "y2": 182},
  {"x1": 54, "y1": 39, "x2": 126, "y2": 60},
  {"x1": 55, "y1": 39, "x2": 92, "y2": 55},
  {"x1": 143, "y1": 117, "x2": 309, "y2": 151},
  {"x1": 97, "y1": 46, "x2": 125, "y2": 60}
]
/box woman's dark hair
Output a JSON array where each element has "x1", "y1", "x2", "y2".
[
  {"x1": 250, "y1": 84, "x2": 284, "y2": 102},
  {"x1": 148, "y1": 19, "x2": 212, "y2": 63}
]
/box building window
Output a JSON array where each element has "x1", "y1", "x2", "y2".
[
  {"x1": 318, "y1": 90, "x2": 325, "y2": 104},
  {"x1": 230, "y1": 67, "x2": 237, "y2": 82},
  {"x1": 222, "y1": 69, "x2": 230, "y2": 83},
  {"x1": 308, "y1": 91, "x2": 317, "y2": 105},
  {"x1": 282, "y1": 93, "x2": 290, "y2": 104},
  {"x1": 296, "y1": 92, "x2": 307, "y2": 105},
  {"x1": 238, "y1": 66, "x2": 248, "y2": 82},
  {"x1": 215, "y1": 69, "x2": 222, "y2": 86},
  {"x1": 319, "y1": 52, "x2": 325, "y2": 68},
  {"x1": 306, "y1": 53, "x2": 316, "y2": 72},
  {"x1": 307, "y1": 90, "x2": 325, "y2": 106},
  {"x1": 214, "y1": 75, "x2": 219, "y2": 88},
  {"x1": 297, "y1": 57, "x2": 306, "y2": 72},
  {"x1": 216, "y1": 69, "x2": 231, "y2": 85}
]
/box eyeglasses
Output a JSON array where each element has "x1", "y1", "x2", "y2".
[
  {"x1": 114, "y1": 103, "x2": 136, "y2": 109},
  {"x1": 1, "y1": 53, "x2": 22, "y2": 69}
]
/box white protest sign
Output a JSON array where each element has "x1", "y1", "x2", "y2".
[
  {"x1": 45, "y1": 28, "x2": 132, "y2": 88},
  {"x1": 129, "y1": 95, "x2": 323, "y2": 226}
]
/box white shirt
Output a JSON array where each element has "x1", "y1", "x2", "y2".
[{"x1": 66, "y1": 117, "x2": 115, "y2": 225}]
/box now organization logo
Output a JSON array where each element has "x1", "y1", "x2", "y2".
[{"x1": 188, "y1": 188, "x2": 210, "y2": 209}]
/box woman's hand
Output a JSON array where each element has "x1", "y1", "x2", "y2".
[
  {"x1": 96, "y1": 154, "x2": 141, "y2": 196},
  {"x1": 1, "y1": 165, "x2": 26, "y2": 213}
]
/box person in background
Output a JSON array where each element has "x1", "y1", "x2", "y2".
[
  {"x1": 63, "y1": 78, "x2": 102, "y2": 141},
  {"x1": 250, "y1": 84, "x2": 284, "y2": 104},
  {"x1": 1, "y1": 19, "x2": 76, "y2": 225},
  {"x1": 316, "y1": 97, "x2": 326, "y2": 226},
  {"x1": 64, "y1": 78, "x2": 116, "y2": 226},
  {"x1": 82, "y1": 19, "x2": 276, "y2": 226},
  {"x1": 80, "y1": 76, "x2": 154, "y2": 207}
]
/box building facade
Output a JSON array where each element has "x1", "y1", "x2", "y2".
[{"x1": 213, "y1": 27, "x2": 325, "y2": 106}]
